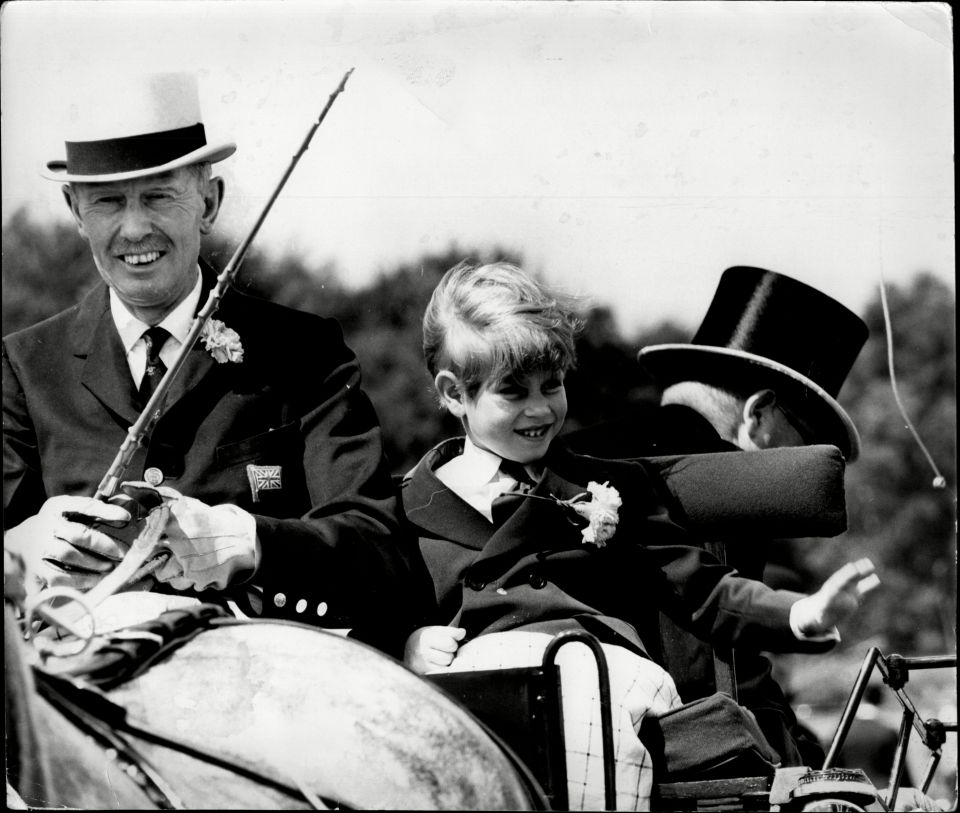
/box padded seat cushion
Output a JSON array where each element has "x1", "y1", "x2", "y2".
[{"x1": 648, "y1": 444, "x2": 846, "y2": 539}]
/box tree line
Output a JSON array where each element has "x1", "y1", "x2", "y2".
[{"x1": 2, "y1": 208, "x2": 955, "y2": 655}]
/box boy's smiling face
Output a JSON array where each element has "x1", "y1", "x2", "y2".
[{"x1": 438, "y1": 367, "x2": 568, "y2": 464}]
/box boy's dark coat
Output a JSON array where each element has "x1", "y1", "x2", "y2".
[{"x1": 401, "y1": 437, "x2": 833, "y2": 662}]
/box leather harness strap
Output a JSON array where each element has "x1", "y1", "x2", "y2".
[{"x1": 56, "y1": 603, "x2": 230, "y2": 690}]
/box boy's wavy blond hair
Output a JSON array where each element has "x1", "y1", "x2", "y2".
[{"x1": 422, "y1": 260, "x2": 584, "y2": 397}]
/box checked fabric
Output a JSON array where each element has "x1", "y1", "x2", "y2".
[{"x1": 429, "y1": 630, "x2": 682, "y2": 811}]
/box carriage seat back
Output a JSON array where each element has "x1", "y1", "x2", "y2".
[{"x1": 643, "y1": 443, "x2": 847, "y2": 540}]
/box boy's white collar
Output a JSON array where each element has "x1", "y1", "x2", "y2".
[
  {"x1": 446, "y1": 436, "x2": 503, "y2": 488},
  {"x1": 435, "y1": 435, "x2": 515, "y2": 493}
]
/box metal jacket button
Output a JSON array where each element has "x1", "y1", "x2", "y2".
[{"x1": 144, "y1": 467, "x2": 164, "y2": 486}]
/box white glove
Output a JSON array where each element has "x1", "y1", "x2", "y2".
[
  {"x1": 3, "y1": 495, "x2": 133, "y2": 597},
  {"x1": 120, "y1": 482, "x2": 260, "y2": 592},
  {"x1": 791, "y1": 557, "x2": 881, "y2": 638}
]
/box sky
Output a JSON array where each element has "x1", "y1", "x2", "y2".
[{"x1": 1, "y1": 0, "x2": 953, "y2": 335}]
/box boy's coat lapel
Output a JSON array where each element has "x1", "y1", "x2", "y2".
[
  {"x1": 402, "y1": 439, "x2": 493, "y2": 550},
  {"x1": 403, "y1": 439, "x2": 599, "y2": 558}
]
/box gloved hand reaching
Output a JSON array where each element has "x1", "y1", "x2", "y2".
[
  {"x1": 3, "y1": 494, "x2": 137, "y2": 597},
  {"x1": 119, "y1": 481, "x2": 261, "y2": 592},
  {"x1": 790, "y1": 557, "x2": 881, "y2": 638}
]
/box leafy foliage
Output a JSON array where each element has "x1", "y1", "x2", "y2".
[
  {"x1": 1, "y1": 209, "x2": 100, "y2": 332},
  {"x1": 809, "y1": 273, "x2": 956, "y2": 654},
  {"x1": 2, "y1": 208, "x2": 955, "y2": 654}
]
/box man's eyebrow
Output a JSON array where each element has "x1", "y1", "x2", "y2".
[{"x1": 141, "y1": 174, "x2": 181, "y2": 189}]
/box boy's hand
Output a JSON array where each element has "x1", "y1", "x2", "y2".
[
  {"x1": 403, "y1": 625, "x2": 467, "y2": 674},
  {"x1": 791, "y1": 557, "x2": 880, "y2": 637}
]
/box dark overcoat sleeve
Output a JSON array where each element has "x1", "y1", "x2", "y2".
[
  {"x1": 604, "y1": 457, "x2": 835, "y2": 656},
  {"x1": 242, "y1": 310, "x2": 431, "y2": 649}
]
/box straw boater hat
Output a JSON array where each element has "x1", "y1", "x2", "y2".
[
  {"x1": 41, "y1": 72, "x2": 235, "y2": 183},
  {"x1": 637, "y1": 266, "x2": 869, "y2": 461}
]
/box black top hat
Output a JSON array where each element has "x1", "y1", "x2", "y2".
[{"x1": 637, "y1": 266, "x2": 869, "y2": 460}]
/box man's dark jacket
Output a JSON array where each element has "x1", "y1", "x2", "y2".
[
  {"x1": 563, "y1": 403, "x2": 825, "y2": 766},
  {"x1": 2, "y1": 262, "x2": 428, "y2": 653}
]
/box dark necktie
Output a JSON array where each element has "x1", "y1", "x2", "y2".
[
  {"x1": 491, "y1": 459, "x2": 537, "y2": 524},
  {"x1": 138, "y1": 326, "x2": 170, "y2": 403},
  {"x1": 498, "y1": 459, "x2": 536, "y2": 493}
]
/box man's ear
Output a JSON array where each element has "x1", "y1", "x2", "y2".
[
  {"x1": 199, "y1": 176, "x2": 225, "y2": 235},
  {"x1": 738, "y1": 389, "x2": 778, "y2": 450},
  {"x1": 434, "y1": 370, "x2": 467, "y2": 418},
  {"x1": 62, "y1": 185, "x2": 88, "y2": 240}
]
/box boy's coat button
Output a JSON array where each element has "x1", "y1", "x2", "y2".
[{"x1": 528, "y1": 572, "x2": 547, "y2": 589}]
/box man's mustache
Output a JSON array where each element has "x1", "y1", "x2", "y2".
[{"x1": 113, "y1": 240, "x2": 167, "y2": 255}]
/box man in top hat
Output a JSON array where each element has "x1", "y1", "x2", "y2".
[
  {"x1": 565, "y1": 265, "x2": 867, "y2": 464},
  {"x1": 2, "y1": 72, "x2": 429, "y2": 654},
  {"x1": 563, "y1": 265, "x2": 869, "y2": 766}
]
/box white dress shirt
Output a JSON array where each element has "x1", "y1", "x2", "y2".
[
  {"x1": 109, "y1": 268, "x2": 260, "y2": 610},
  {"x1": 435, "y1": 437, "x2": 534, "y2": 522},
  {"x1": 110, "y1": 268, "x2": 203, "y2": 388}
]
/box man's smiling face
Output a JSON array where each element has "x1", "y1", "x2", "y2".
[{"x1": 65, "y1": 166, "x2": 220, "y2": 322}]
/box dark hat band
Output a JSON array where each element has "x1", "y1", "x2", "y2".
[{"x1": 63, "y1": 123, "x2": 207, "y2": 177}]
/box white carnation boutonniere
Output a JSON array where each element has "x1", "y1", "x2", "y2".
[
  {"x1": 200, "y1": 319, "x2": 244, "y2": 364},
  {"x1": 556, "y1": 481, "x2": 622, "y2": 547}
]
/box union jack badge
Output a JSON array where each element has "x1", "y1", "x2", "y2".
[{"x1": 246, "y1": 464, "x2": 282, "y2": 503}]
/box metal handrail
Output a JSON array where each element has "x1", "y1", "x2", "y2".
[
  {"x1": 543, "y1": 631, "x2": 617, "y2": 810},
  {"x1": 823, "y1": 647, "x2": 957, "y2": 808}
]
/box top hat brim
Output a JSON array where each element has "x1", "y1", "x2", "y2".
[
  {"x1": 637, "y1": 343, "x2": 861, "y2": 461},
  {"x1": 40, "y1": 141, "x2": 236, "y2": 183}
]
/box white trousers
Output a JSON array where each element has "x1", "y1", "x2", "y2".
[{"x1": 429, "y1": 631, "x2": 682, "y2": 811}]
